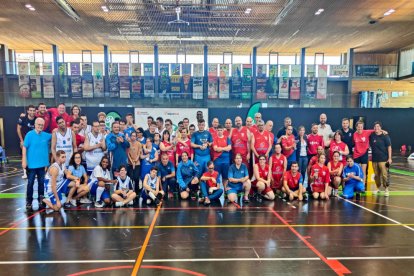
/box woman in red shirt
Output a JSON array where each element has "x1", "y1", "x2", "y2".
[
  {"x1": 329, "y1": 131, "x2": 349, "y2": 166},
  {"x1": 269, "y1": 144, "x2": 287, "y2": 194},
  {"x1": 160, "y1": 131, "x2": 175, "y2": 166},
  {"x1": 176, "y1": 129, "x2": 193, "y2": 165},
  {"x1": 252, "y1": 155, "x2": 275, "y2": 200},
  {"x1": 310, "y1": 154, "x2": 331, "y2": 200},
  {"x1": 327, "y1": 151, "x2": 343, "y2": 197}
]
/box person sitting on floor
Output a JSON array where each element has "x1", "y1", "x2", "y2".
[
  {"x1": 176, "y1": 151, "x2": 200, "y2": 200},
  {"x1": 141, "y1": 166, "x2": 163, "y2": 206},
  {"x1": 252, "y1": 154, "x2": 275, "y2": 200},
  {"x1": 282, "y1": 161, "x2": 306, "y2": 201},
  {"x1": 199, "y1": 161, "x2": 224, "y2": 205},
  {"x1": 309, "y1": 154, "x2": 331, "y2": 200},
  {"x1": 342, "y1": 155, "x2": 365, "y2": 199},
  {"x1": 90, "y1": 156, "x2": 117, "y2": 208},
  {"x1": 64, "y1": 152, "x2": 90, "y2": 208},
  {"x1": 227, "y1": 153, "x2": 251, "y2": 204},
  {"x1": 111, "y1": 165, "x2": 137, "y2": 207}
]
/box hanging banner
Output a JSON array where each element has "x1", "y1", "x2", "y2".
[
  {"x1": 93, "y1": 64, "x2": 104, "y2": 98},
  {"x1": 208, "y1": 64, "x2": 218, "y2": 99},
  {"x1": 70, "y1": 62, "x2": 81, "y2": 76},
  {"x1": 278, "y1": 77, "x2": 289, "y2": 99},
  {"x1": 242, "y1": 64, "x2": 252, "y2": 100},
  {"x1": 43, "y1": 63, "x2": 53, "y2": 75},
  {"x1": 131, "y1": 63, "x2": 141, "y2": 76},
  {"x1": 18, "y1": 62, "x2": 29, "y2": 75},
  {"x1": 316, "y1": 77, "x2": 327, "y2": 99},
  {"x1": 143, "y1": 78, "x2": 154, "y2": 98},
  {"x1": 82, "y1": 76, "x2": 93, "y2": 98},
  {"x1": 29, "y1": 76, "x2": 42, "y2": 98},
  {"x1": 193, "y1": 64, "x2": 203, "y2": 100},
  {"x1": 268, "y1": 64, "x2": 278, "y2": 98},
  {"x1": 71, "y1": 76, "x2": 82, "y2": 98},
  {"x1": 93, "y1": 63, "x2": 103, "y2": 78},
  {"x1": 58, "y1": 63, "x2": 69, "y2": 98},
  {"x1": 306, "y1": 65, "x2": 316, "y2": 78},
  {"x1": 19, "y1": 75, "x2": 31, "y2": 98},
  {"x1": 170, "y1": 64, "x2": 181, "y2": 96},
  {"x1": 119, "y1": 63, "x2": 130, "y2": 76},
  {"x1": 256, "y1": 64, "x2": 267, "y2": 99},
  {"x1": 305, "y1": 78, "x2": 317, "y2": 98},
  {"x1": 290, "y1": 78, "x2": 300, "y2": 99},
  {"x1": 280, "y1": 65, "x2": 289, "y2": 77},
  {"x1": 220, "y1": 64, "x2": 229, "y2": 77},
  {"x1": 182, "y1": 64, "x2": 192, "y2": 98},
  {"x1": 131, "y1": 77, "x2": 142, "y2": 99},
  {"x1": 82, "y1": 63, "x2": 93, "y2": 76},
  {"x1": 329, "y1": 65, "x2": 348, "y2": 77},
  {"x1": 291, "y1": 65, "x2": 301, "y2": 77},
  {"x1": 257, "y1": 64, "x2": 267, "y2": 78},
  {"x1": 30, "y1": 62, "x2": 40, "y2": 76},
  {"x1": 159, "y1": 63, "x2": 170, "y2": 97},
  {"x1": 231, "y1": 64, "x2": 242, "y2": 99},
  {"x1": 119, "y1": 76, "x2": 131, "y2": 98},
  {"x1": 109, "y1": 63, "x2": 119, "y2": 98},
  {"x1": 219, "y1": 64, "x2": 229, "y2": 99},
  {"x1": 43, "y1": 76, "x2": 55, "y2": 98},
  {"x1": 318, "y1": 65, "x2": 328, "y2": 77},
  {"x1": 144, "y1": 63, "x2": 153, "y2": 77}
]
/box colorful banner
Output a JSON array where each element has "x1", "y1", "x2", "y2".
[
  {"x1": 182, "y1": 64, "x2": 192, "y2": 97},
  {"x1": 268, "y1": 64, "x2": 278, "y2": 98},
  {"x1": 242, "y1": 64, "x2": 252, "y2": 100},
  {"x1": 82, "y1": 76, "x2": 93, "y2": 98},
  {"x1": 82, "y1": 63, "x2": 93, "y2": 76},
  {"x1": 109, "y1": 63, "x2": 119, "y2": 97},
  {"x1": 290, "y1": 78, "x2": 300, "y2": 99},
  {"x1": 278, "y1": 77, "x2": 289, "y2": 99},
  {"x1": 280, "y1": 65, "x2": 289, "y2": 77},
  {"x1": 43, "y1": 76, "x2": 55, "y2": 98},
  {"x1": 58, "y1": 63, "x2": 69, "y2": 98},
  {"x1": 131, "y1": 63, "x2": 141, "y2": 76},
  {"x1": 159, "y1": 63, "x2": 170, "y2": 96},
  {"x1": 144, "y1": 63, "x2": 153, "y2": 77},
  {"x1": 193, "y1": 64, "x2": 203, "y2": 99},
  {"x1": 257, "y1": 64, "x2": 267, "y2": 78},
  {"x1": 29, "y1": 76, "x2": 42, "y2": 98},
  {"x1": 256, "y1": 77, "x2": 267, "y2": 99},
  {"x1": 18, "y1": 62, "x2": 29, "y2": 75},
  {"x1": 218, "y1": 64, "x2": 229, "y2": 99},
  {"x1": 316, "y1": 77, "x2": 327, "y2": 99},
  {"x1": 291, "y1": 65, "x2": 301, "y2": 77},
  {"x1": 71, "y1": 76, "x2": 82, "y2": 98},
  {"x1": 144, "y1": 78, "x2": 154, "y2": 98},
  {"x1": 305, "y1": 78, "x2": 317, "y2": 98},
  {"x1": 30, "y1": 62, "x2": 40, "y2": 75},
  {"x1": 208, "y1": 64, "x2": 218, "y2": 99},
  {"x1": 43, "y1": 63, "x2": 53, "y2": 75},
  {"x1": 18, "y1": 75, "x2": 30, "y2": 98},
  {"x1": 171, "y1": 64, "x2": 181, "y2": 96},
  {"x1": 318, "y1": 65, "x2": 328, "y2": 78},
  {"x1": 220, "y1": 64, "x2": 230, "y2": 77},
  {"x1": 329, "y1": 65, "x2": 348, "y2": 77},
  {"x1": 70, "y1": 63, "x2": 81, "y2": 76},
  {"x1": 306, "y1": 65, "x2": 316, "y2": 78},
  {"x1": 93, "y1": 63, "x2": 103, "y2": 78},
  {"x1": 193, "y1": 64, "x2": 203, "y2": 77},
  {"x1": 119, "y1": 76, "x2": 131, "y2": 98},
  {"x1": 93, "y1": 77, "x2": 104, "y2": 98},
  {"x1": 119, "y1": 63, "x2": 130, "y2": 76},
  {"x1": 131, "y1": 77, "x2": 142, "y2": 99}
]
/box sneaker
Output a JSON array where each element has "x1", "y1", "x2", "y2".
[
  {"x1": 94, "y1": 201, "x2": 105, "y2": 208},
  {"x1": 204, "y1": 198, "x2": 211, "y2": 206},
  {"x1": 355, "y1": 193, "x2": 361, "y2": 200},
  {"x1": 26, "y1": 202, "x2": 32, "y2": 211},
  {"x1": 64, "y1": 202, "x2": 72, "y2": 208},
  {"x1": 154, "y1": 198, "x2": 161, "y2": 206},
  {"x1": 384, "y1": 188, "x2": 390, "y2": 197},
  {"x1": 22, "y1": 173, "x2": 27, "y2": 179},
  {"x1": 243, "y1": 197, "x2": 250, "y2": 203},
  {"x1": 80, "y1": 198, "x2": 92, "y2": 204},
  {"x1": 146, "y1": 199, "x2": 152, "y2": 205},
  {"x1": 198, "y1": 197, "x2": 205, "y2": 203},
  {"x1": 373, "y1": 189, "x2": 380, "y2": 195},
  {"x1": 115, "y1": 201, "x2": 124, "y2": 207},
  {"x1": 128, "y1": 200, "x2": 134, "y2": 206},
  {"x1": 70, "y1": 199, "x2": 77, "y2": 207}
]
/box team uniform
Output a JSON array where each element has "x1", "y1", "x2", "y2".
[
  {"x1": 140, "y1": 146, "x2": 158, "y2": 180},
  {"x1": 89, "y1": 165, "x2": 111, "y2": 202},
  {"x1": 85, "y1": 132, "x2": 105, "y2": 173},
  {"x1": 230, "y1": 127, "x2": 250, "y2": 166},
  {"x1": 161, "y1": 141, "x2": 176, "y2": 166},
  {"x1": 342, "y1": 163, "x2": 365, "y2": 198},
  {"x1": 227, "y1": 163, "x2": 249, "y2": 195},
  {"x1": 48, "y1": 108, "x2": 71, "y2": 131},
  {"x1": 141, "y1": 173, "x2": 159, "y2": 201},
  {"x1": 340, "y1": 128, "x2": 354, "y2": 155},
  {"x1": 176, "y1": 139, "x2": 193, "y2": 163},
  {"x1": 281, "y1": 135, "x2": 296, "y2": 167},
  {"x1": 212, "y1": 136, "x2": 231, "y2": 180},
  {"x1": 191, "y1": 130, "x2": 213, "y2": 175},
  {"x1": 55, "y1": 128, "x2": 74, "y2": 167},
  {"x1": 157, "y1": 161, "x2": 177, "y2": 193},
  {"x1": 283, "y1": 171, "x2": 303, "y2": 191},
  {"x1": 253, "y1": 131, "x2": 271, "y2": 163},
  {"x1": 328, "y1": 161, "x2": 343, "y2": 184},
  {"x1": 307, "y1": 134, "x2": 324, "y2": 156},
  {"x1": 176, "y1": 160, "x2": 199, "y2": 192},
  {"x1": 200, "y1": 170, "x2": 223, "y2": 201},
  {"x1": 35, "y1": 110, "x2": 51, "y2": 132},
  {"x1": 115, "y1": 176, "x2": 134, "y2": 199},
  {"x1": 252, "y1": 164, "x2": 272, "y2": 195},
  {"x1": 353, "y1": 130, "x2": 375, "y2": 164},
  {"x1": 270, "y1": 154, "x2": 287, "y2": 189},
  {"x1": 79, "y1": 125, "x2": 92, "y2": 137},
  {"x1": 310, "y1": 163, "x2": 330, "y2": 193},
  {"x1": 44, "y1": 162, "x2": 71, "y2": 204},
  {"x1": 329, "y1": 141, "x2": 347, "y2": 165}
]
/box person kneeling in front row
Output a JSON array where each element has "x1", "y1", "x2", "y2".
[
  {"x1": 177, "y1": 152, "x2": 200, "y2": 200},
  {"x1": 342, "y1": 155, "x2": 365, "y2": 199},
  {"x1": 282, "y1": 161, "x2": 306, "y2": 201},
  {"x1": 90, "y1": 156, "x2": 116, "y2": 208},
  {"x1": 199, "y1": 161, "x2": 223, "y2": 206},
  {"x1": 112, "y1": 165, "x2": 136, "y2": 207},
  {"x1": 226, "y1": 153, "x2": 251, "y2": 203},
  {"x1": 141, "y1": 166, "x2": 163, "y2": 206}
]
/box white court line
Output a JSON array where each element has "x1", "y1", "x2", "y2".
[
  {"x1": 340, "y1": 197, "x2": 414, "y2": 232},
  {"x1": 328, "y1": 256, "x2": 414, "y2": 260},
  {"x1": 0, "y1": 184, "x2": 25, "y2": 193}
]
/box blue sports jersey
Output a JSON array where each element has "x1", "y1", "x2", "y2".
[
  {"x1": 228, "y1": 163, "x2": 249, "y2": 180},
  {"x1": 191, "y1": 130, "x2": 213, "y2": 157},
  {"x1": 342, "y1": 163, "x2": 364, "y2": 186}
]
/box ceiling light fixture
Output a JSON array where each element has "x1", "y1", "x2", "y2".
[
  {"x1": 25, "y1": 4, "x2": 35, "y2": 11},
  {"x1": 315, "y1": 8, "x2": 324, "y2": 15},
  {"x1": 53, "y1": 0, "x2": 81, "y2": 22},
  {"x1": 245, "y1": 8, "x2": 252, "y2": 14},
  {"x1": 101, "y1": 5, "x2": 109, "y2": 12},
  {"x1": 383, "y1": 9, "x2": 395, "y2": 16}
]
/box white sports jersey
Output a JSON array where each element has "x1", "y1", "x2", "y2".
[
  {"x1": 146, "y1": 174, "x2": 158, "y2": 190},
  {"x1": 85, "y1": 132, "x2": 105, "y2": 171},
  {"x1": 116, "y1": 176, "x2": 132, "y2": 191},
  {"x1": 91, "y1": 165, "x2": 111, "y2": 181},
  {"x1": 79, "y1": 125, "x2": 92, "y2": 137},
  {"x1": 55, "y1": 128, "x2": 73, "y2": 167},
  {"x1": 45, "y1": 162, "x2": 66, "y2": 194}
]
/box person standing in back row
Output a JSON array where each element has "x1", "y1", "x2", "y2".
[{"x1": 17, "y1": 105, "x2": 36, "y2": 179}]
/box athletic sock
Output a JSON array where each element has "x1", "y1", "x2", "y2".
[
  {"x1": 148, "y1": 191, "x2": 156, "y2": 200},
  {"x1": 96, "y1": 186, "x2": 104, "y2": 202}
]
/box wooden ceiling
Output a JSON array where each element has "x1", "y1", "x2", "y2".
[{"x1": 1, "y1": 0, "x2": 414, "y2": 54}]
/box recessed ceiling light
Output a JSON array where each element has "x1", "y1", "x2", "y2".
[
  {"x1": 245, "y1": 8, "x2": 252, "y2": 14},
  {"x1": 101, "y1": 5, "x2": 109, "y2": 12},
  {"x1": 29, "y1": 7, "x2": 36, "y2": 11},
  {"x1": 315, "y1": 8, "x2": 324, "y2": 15},
  {"x1": 384, "y1": 9, "x2": 395, "y2": 16},
  {"x1": 25, "y1": 4, "x2": 32, "y2": 8}
]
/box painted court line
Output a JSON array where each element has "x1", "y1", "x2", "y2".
[
  {"x1": 0, "y1": 209, "x2": 44, "y2": 236},
  {"x1": 0, "y1": 184, "x2": 25, "y2": 193},
  {"x1": 340, "y1": 198, "x2": 414, "y2": 232}
]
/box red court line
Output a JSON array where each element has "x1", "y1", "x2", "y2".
[
  {"x1": 63, "y1": 206, "x2": 272, "y2": 211},
  {"x1": 0, "y1": 209, "x2": 44, "y2": 237},
  {"x1": 358, "y1": 200, "x2": 414, "y2": 212},
  {"x1": 268, "y1": 207, "x2": 351, "y2": 276},
  {"x1": 68, "y1": 265, "x2": 205, "y2": 276},
  {"x1": 131, "y1": 203, "x2": 162, "y2": 275}
]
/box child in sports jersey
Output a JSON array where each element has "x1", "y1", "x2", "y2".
[
  {"x1": 282, "y1": 162, "x2": 306, "y2": 201},
  {"x1": 327, "y1": 151, "x2": 343, "y2": 197},
  {"x1": 309, "y1": 154, "x2": 331, "y2": 200},
  {"x1": 111, "y1": 165, "x2": 136, "y2": 207},
  {"x1": 90, "y1": 156, "x2": 117, "y2": 208},
  {"x1": 141, "y1": 166, "x2": 163, "y2": 206}
]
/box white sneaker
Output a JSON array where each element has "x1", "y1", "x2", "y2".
[
  {"x1": 115, "y1": 201, "x2": 124, "y2": 207},
  {"x1": 128, "y1": 200, "x2": 134, "y2": 206},
  {"x1": 94, "y1": 201, "x2": 104, "y2": 208},
  {"x1": 80, "y1": 198, "x2": 92, "y2": 204},
  {"x1": 146, "y1": 199, "x2": 152, "y2": 204},
  {"x1": 22, "y1": 173, "x2": 27, "y2": 179},
  {"x1": 384, "y1": 188, "x2": 390, "y2": 197},
  {"x1": 70, "y1": 199, "x2": 77, "y2": 207}
]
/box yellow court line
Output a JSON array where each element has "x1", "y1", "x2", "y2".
[{"x1": 1, "y1": 223, "x2": 414, "y2": 231}]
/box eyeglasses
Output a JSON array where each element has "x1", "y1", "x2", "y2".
[{"x1": 208, "y1": 167, "x2": 214, "y2": 170}]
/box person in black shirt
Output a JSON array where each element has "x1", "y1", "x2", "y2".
[
  {"x1": 144, "y1": 121, "x2": 157, "y2": 140},
  {"x1": 339, "y1": 118, "x2": 354, "y2": 155},
  {"x1": 276, "y1": 117, "x2": 298, "y2": 139},
  {"x1": 369, "y1": 121, "x2": 392, "y2": 196}
]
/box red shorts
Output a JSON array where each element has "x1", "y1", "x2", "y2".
[
  {"x1": 271, "y1": 174, "x2": 283, "y2": 189},
  {"x1": 252, "y1": 181, "x2": 273, "y2": 195},
  {"x1": 311, "y1": 183, "x2": 325, "y2": 193}
]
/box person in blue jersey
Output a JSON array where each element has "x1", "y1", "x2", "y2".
[
  {"x1": 341, "y1": 155, "x2": 365, "y2": 199},
  {"x1": 111, "y1": 165, "x2": 136, "y2": 207},
  {"x1": 140, "y1": 137, "x2": 159, "y2": 181},
  {"x1": 227, "y1": 153, "x2": 251, "y2": 203},
  {"x1": 191, "y1": 119, "x2": 213, "y2": 177},
  {"x1": 106, "y1": 121, "x2": 130, "y2": 176},
  {"x1": 212, "y1": 125, "x2": 232, "y2": 189},
  {"x1": 136, "y1": 127, "x2": 147, "y2": 145},
  {"x1": 177, "y1": 151, "x2": 200, "y2": 200},
  {"x1": 158, "y1": 153, "x2": 177, "y2": 198}
]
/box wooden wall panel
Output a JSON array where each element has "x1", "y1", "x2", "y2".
[
  {"x1": 354, "y1": 53, "x2": 398, "y2": 65},
  {"x1": 351, "y1": 79, "x2": 414, "y2": 107}
]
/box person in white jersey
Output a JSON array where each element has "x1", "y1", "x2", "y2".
[
  {"x1": 51, "y1": 116, "x2": 77, "y2": 167},
  {"x1": 84, "y1": 120, "x2": 106, "y2": 175},
  {"x1": 141, "y1": 166, "x2": 163, "y2": 206},
  {"x1": 111, "y1": 165, "x2": 137, "y2": 207},
  {"x1": 42, "y1": 150, "x2": 71, "y2": 211}
]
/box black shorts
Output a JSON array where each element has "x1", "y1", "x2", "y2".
[{"x1": 354, "y1": 151, "x2": 368, "y2": 165}]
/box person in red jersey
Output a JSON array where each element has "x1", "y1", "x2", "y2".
[
  {"x1": 265, "y1": 120, "x2": 275, "y2": 150},
  {"x1": 329, "y1": 130, "x2": 349, "y2": 166},
  {"x1": 251, "y1": 120, "x2": 272, "y2": 163},
  {"x1": 307, "y1": 123, "x2": 324, "y2": 158},
  {"x1": 70, "y1": 119, "x2": 85, "y2": 154},
  {"x1": 35, "y1": 102, "x2": 51, "y2": 132},
  {"x1": 230, "y1": 116, "x2": 251, "y2": 167},
  {"x1": 176, "y1": 129, "x2": 193, "y2": 165},
  {"x1": 307, "y1": 146, "x2": 325, "y2": 176},
  {"x1": 252, "y1": 154, "x2": 275, "y2": 200},
  {"x1": 48, "y1": 103, "x2": 71, "y2": 131},
  {"x1": 281, "y1": 125, "x2": 297, "y2": 168},
  {"x1": 282, "y1": 162, "x2": 305, "y2": 201},
  {"x1": 269, "y1": 144, "x2": 287, "y2": 194},
  {"x1": 160, "y1": 131, "x2": 176, "y2": 167},
  {"x1": 310, "y1": 154, "x2": 331, "y2": 200},
  {"x1": 246, "y1": 117, "x2": 257, "y2": 135},
  {"x1": 224, "y1": 118, "x2": 233, "y2": 138},
  {"x1": 208, "y1": 117, "x2": 219, "y2": 138},
  {"x1": 212, "y1": 125, "x2": 232, "y2": 188},
  {"x1": 327, "y1": 151, "x2": 343, "y2": 197}
]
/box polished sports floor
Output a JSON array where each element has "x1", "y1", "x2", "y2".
[{"x1": 0, "y1": 155, "x2": 413, "y2": 276}]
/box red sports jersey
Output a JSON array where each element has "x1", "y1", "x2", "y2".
[
  {"x1": 328, "y1": 161, "x2": 343, "y2": 177},
  {"x1": 248, "y1": 125, "x2": 258, "y2": 135},
  {"x1": 48, "y1": 108, "x2": 71, "y2": 131},
  {"x1": 176, "y1": 139, "x2": 193, "y2": 158},
  {"x1": 75, "y1": 133, "x2": 85, "y2": 147},
  {"x1": 329, "y1": 141, "x2": 347, "y2": 165},
  {"x1": 267, "y1": 130, "x2": 275, "y2": 146},
  {"x1": 307, "y1": 134, "x2": 324, "y2": 155},
  {"x1": 212, "y1": 135, "x2": 229, "y2": 161},
  {"x1": 202, "y1": 170, "x2": 219, "y2": 188},
  {"x1": 223, "y1": 129, "x2": 230, "y2": 138},
  {"x1": 308, "y1": 155, "x2": 319, "y2": 168},
  {"x1": 253, "y1": 164, "x2": 270, "y2": 186},
  {"x1": 36, "y1": 111, "x2": 51, "y2": 132},
  {"x1": 284, "y1": 170, "x2": 302, "y2": 189},
  {"x1": 253, "y1": 131, "x2": 271, "y2": 156},
  {"x1": 310, "y1": 163, "x2": 330, "y2": 193},
  {"x1": 271, "y1": 154, "x2": 286, "y2": 188},
  {"x1": 281, "y1": 135, "x2": 296, "y2": 158},
  {"x1": 353, "y1": 130, "x2": 375, "y2": 158},
  {"x1": 231, "y1": 127, "x2": 249, "y2": 156},
  {"x1": 209, "y1": 127, "x2": 218, "y2": 139},
  {"x1": 161, "y1": 141, "x2": 176, "y2": 166}
]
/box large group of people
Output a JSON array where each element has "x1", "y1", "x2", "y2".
[{"x1": 19, "y1": 102, "x2": 393, "y2": 211}]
